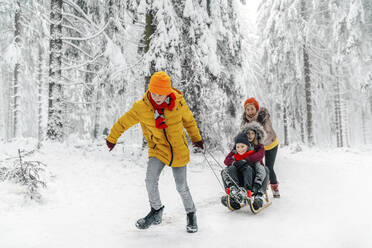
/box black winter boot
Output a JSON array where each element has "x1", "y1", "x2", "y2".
[
  {"x1": 135, "y1": 206, "x2": 164, "y2": 229},
  {"x1": 221, "y1": 195, "x2": 228, "y2": 207},
  {"x1": 253, "y1": 193, "x2": 263, "y2": 210},
  {"x1": 186, "y1": 212, "x2": 198, "y2": 233}
]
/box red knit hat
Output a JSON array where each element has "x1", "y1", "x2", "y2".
[{"x1": 244, "y1": 97, "x2": 259, "y2": 111}]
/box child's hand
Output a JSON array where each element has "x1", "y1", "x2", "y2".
[
  {"x1": 252, "y1": 183, "x2": 261, "y2": 194},
  {"x1": 233, "y1": 159, "x2": 247, "y2": 169}
]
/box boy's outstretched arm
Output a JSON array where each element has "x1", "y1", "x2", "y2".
[{"x1": 107, "y1": 103, "x2": 140, "y2": 144}]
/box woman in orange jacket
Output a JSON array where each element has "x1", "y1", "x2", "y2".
[{"x1": 106, "y1": 71, "x2": 203, "y2": 233}]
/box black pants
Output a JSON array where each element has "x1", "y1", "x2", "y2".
[
  {"x1": 221, "y1": 165, "x2": 269, "y2": 194},
  {"x1": 265, "y1": 145, "x2": 278, "y2": 184}
]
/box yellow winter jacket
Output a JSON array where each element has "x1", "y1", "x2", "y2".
[{"x1": 107, "y1": 88, "x2": 202, "y2": 167}]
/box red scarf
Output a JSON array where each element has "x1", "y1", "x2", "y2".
[
  {"x1": 149, "y1": 92, "x2": 176, "y2": 129},
  {"x1": 234, "y1": 150, "x2": 254, "y2": 161}
]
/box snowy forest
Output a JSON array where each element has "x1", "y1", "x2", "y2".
[
  {"x1": 1, "y1": 1, "x2": 372, "y2": 247},
  {"x1": 1, "y1": 0, "x2": 371, "y2": 149}
]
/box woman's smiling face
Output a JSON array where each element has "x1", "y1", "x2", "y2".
[{"x1": 245, "y1": 104, "x2": 257, "y2": 118}]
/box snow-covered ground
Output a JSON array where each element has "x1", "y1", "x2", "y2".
[{"x1": 1, "y1": 140, "x2": 372, "y2": 248}]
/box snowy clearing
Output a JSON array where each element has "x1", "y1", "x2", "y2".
[{"x1": 1, "y1": 140, "x2": 372, "y2": 248}]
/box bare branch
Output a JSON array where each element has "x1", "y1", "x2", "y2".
[
  {"x1": 63, "y1": 40, "x2": 94, "y2": 59},
  {"x1": 61, "y1": 54, "x2": 104, "y2": 70},
  {"x1": 62, "y1": 12, "x2": 92, "y2": 28},
  {"x1": 62, "y1": 24, "x2": 86, "y2": 36},
  {"x1": 62, "y1": 0, "x2": 100, "y2": 30},
  {"x1": 62, "y1": 19, "x2": 111, "y2": 41}
]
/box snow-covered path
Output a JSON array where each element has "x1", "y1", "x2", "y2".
[{"x1": 1, "y1": 142, "x2": 372, "y2": 248}]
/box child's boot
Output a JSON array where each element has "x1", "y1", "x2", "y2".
[
  {"x1": 135, "y1": 206, "x2": 164, "y2": 229},
  {"x1": 221, "y1": 195, "x2": 228, "y2": 207},
  {"x1": 253, "y1": 193, "x2": 264, "y2": 210}
]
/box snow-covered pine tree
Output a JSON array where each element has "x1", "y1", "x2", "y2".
[
  {"x1": 1, "y1": 0, "x2": 42, "y2": 140},
  {"x1": 12, "y1": 0, "x2": 21, "y2": 138},
  {"x1": 257, "y1": 0, "x2": 304, "y2": 146},
  {"x1": 172, "y1": 0, "x2": 209, "y2": 141},
  {"x1": 0, "y1": 0, "x2": 22, "y2": 139},
  {"x1": 195, "y1": 0, "x2": 247, "y2": 149},
  {"x1": 47, "y1": 0, "x2": 64, "y2": 141}
]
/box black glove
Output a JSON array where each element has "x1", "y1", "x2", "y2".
[
  {"x1": 257, "y1": 111, "x2": 267, "y2": 125},
  {"x1": 232, "y1": 159, "x2": 247, "y2": 170},
  {"x1": 106, "y1": 139, "x2": 116, "y2": 151},
  {"x1": 252, "y1": 183, "x2": 261, "y2": 195},
  {"x1": 192, "y1": 140, "x2": 204, "y2": 150}
]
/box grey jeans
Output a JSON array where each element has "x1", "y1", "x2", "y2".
[{"x1": 145, "y1": 157, "x2": 196, "y2": 213}]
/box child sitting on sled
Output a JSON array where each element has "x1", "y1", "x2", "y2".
[{"x1": 221, "y1": 122, "x2": 269, "y2": 211}]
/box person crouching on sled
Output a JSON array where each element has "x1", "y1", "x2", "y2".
[
  {"x1": 221, "y1": 122, "x2": 269, "y2": 211},
  {"x1": 106, "y1": 71, "x2": 204, "y2": 233}
]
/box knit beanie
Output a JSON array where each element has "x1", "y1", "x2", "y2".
[
  {"x1": 148, "y1": 71, "x2": 173, "y2": 96},
  {"x1": 244, "y1": 97, "x2": 259, "y2": 111},
  {"x1": 234, "y1": 132, "x2": 250, "y2": 147}
]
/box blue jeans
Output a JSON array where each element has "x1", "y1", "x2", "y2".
[{"x1": 145, "y1": 157, "x2": 196, "y2": 213}]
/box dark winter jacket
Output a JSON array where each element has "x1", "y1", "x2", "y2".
[{"x1": 224, "y1": 144, "x2": 266, "y2": 186}]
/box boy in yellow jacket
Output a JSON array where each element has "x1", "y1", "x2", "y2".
[{"x1": 106, "y1": 71, "x2": 203, "y2": 233}]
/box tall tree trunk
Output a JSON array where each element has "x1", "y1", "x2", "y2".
[
  {"x1": 105, "y1": 0, "x2": 116, "y2": 38},
  {"x1": 7, "y1": 71, "x2": 13, "y2": 141},
  {"x1": 47, "y1": 0, "x2": 63, "y2": 141},
  {"x1": 0, "y1": 68, "x2": 4, "y2": 138},
  {"x1": 37, "y1": 45, "x2": 44, "y2": 148},
  {"x1": 361, "y1": 109, "x2": 367, "y2": 145},
  {"x1": 334, "y1": 75, "x2": 343, "y2": 147},
  {"x1": 13, "y1": 1, "x2": 21, "y2": 138},
  {"x1": 300, "y1": 108, "x2": 305, "y2": 143},
  {"x1": 295, "y1": 84, "x2": 305, "y2": 143},
  {"x1": 303, "y1": 44, "x2": 313, "y2": 145},
  {"x1": 330, "y1": 61, "x2": 344, "y2": 147},
  {"x1": 301, "y1": 0, "x2": 313, "y2": 146},
  {"x1": 206, "y1": 0, "x2": 212, "y2": 17},
  {"x1": 295, "y1": 90, "x2": 305, "y2": 143},
  {"x1": 143, "y1": 3, "x2": 155, "y2": 148},
  {"x1": 283, "y1": 104, "x2": 289, "y2": 146},
  {"x1": 145, "y1": 4, "x2": 155, "y2": 90},
  {"x1": 93, "y1": 84, "x2": 103, "y2": 139},
  {"x1": 340, "y1": 93, "x2": 350, "y2": 147}
]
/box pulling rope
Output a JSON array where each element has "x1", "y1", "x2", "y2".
[
  {"x1": 201, "y1": 144, "x2": 243, "y2": 194},
  {"x1": 201, "y1": 147, "x2": 225, "y2": 192}
]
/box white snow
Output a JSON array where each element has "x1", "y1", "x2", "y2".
[{"x1": 1, "y1": 140, "x2": 372, "y2": 248}]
